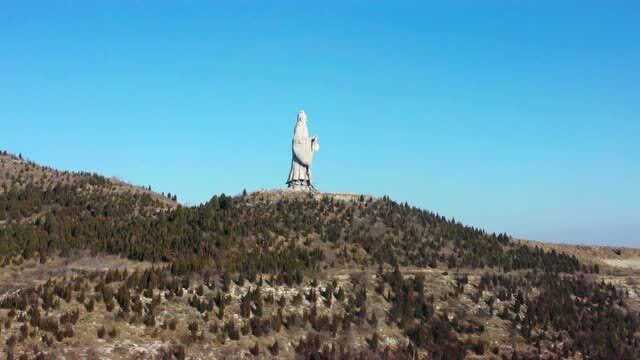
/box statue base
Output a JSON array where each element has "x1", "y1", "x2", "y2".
[{"x1": 287, "y1": 180, "x2": 318, "y2": 192}]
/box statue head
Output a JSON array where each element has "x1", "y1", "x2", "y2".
[{"x1": 297, "y1": 110, "x2": 307, "y2": 123}]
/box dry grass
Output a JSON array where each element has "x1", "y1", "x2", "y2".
[
  {"x1": 518, "y1": 238, "x2": 640, "y2": 274},
  {"x1": 602, "y1": 258, "x2": 640, "y2": 270}
]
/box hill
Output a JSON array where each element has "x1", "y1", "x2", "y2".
[
  {"x1": 0, "y1": 151, "x2": 178, "y2": 214},
  {"x1": 0, "y1": 151, "x2": 638, "y2": 359}
]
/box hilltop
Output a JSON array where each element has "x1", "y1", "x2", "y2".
[{"x1": 0, "y1": 151, "x2": 638, "y2": 359}]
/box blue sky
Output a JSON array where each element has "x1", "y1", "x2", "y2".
[{"x1": 1, "y1": 1, "x2": 638, "y2": 247}]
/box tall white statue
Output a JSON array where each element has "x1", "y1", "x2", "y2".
[{"x1": 287, "y1": 110, "x2": 320, "y2": 190}]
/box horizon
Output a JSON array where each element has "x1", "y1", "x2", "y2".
[{"x1": 2, "y1": 2, "x2": 638, "y2": 247}]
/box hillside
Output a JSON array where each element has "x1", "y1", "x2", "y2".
[
  {"x1": 0, "y1": 152, "x2": 638, "y2": 359},
  {"x1": 0, "y1": 151, "x2": 178, "y2": 213},
  {"x1": 517, "y1": 238, "x2": 640, "y2": 271}
]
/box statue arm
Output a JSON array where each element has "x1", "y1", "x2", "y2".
[{"x1": 293, "y1": 138, "x2": 315, "y2": 166}]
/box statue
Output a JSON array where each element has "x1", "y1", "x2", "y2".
[{"x1": 287, "y1": 110, "x2": 320, "y2": 191}]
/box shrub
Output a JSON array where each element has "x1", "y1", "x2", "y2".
[
  {"x1": 84, "y1": 298, "x2": 95, "y2": 312},
  {"x1": 224, "y1": 321, "x2": 240, "y2": 341},
  {"x1": 188, "y1": 321, "x2": 198, "y2": 337},
  {"x1": 269, "y1": 340, "x2": 280, "y2": 356},
  {"x1": 250, "y1": 343, "x2": 260, "y2": 356},
  {"x1": 108, "y1": 326, "x2": 118, "y2": 338},
  {"x1": 6, "y1": 334, "x2": 17, "y2": 348},
  {"x1": 209, "y1": 322, "x2": 218, "y2": 334},
  {"x1": 105, "y1": 299, "x2": 115, "y2": 312},
  {"x1": 143, "y1": 312, "x2": 156, "y2": 327},
  {"x1": 41, "y1": 334, "x2": 54, "y2": 347}
]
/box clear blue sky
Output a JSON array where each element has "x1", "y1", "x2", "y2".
[{"x1": 1, "y1": 1, "x2": 638, "y2": 247}]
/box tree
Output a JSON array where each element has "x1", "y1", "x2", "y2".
[{"x1": 188, "y1": 321, "x2": 198, "y2": 338}]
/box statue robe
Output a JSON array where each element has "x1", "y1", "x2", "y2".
[{"x1": 287, "y1": 113, "x2": 319, "y2": 187}]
